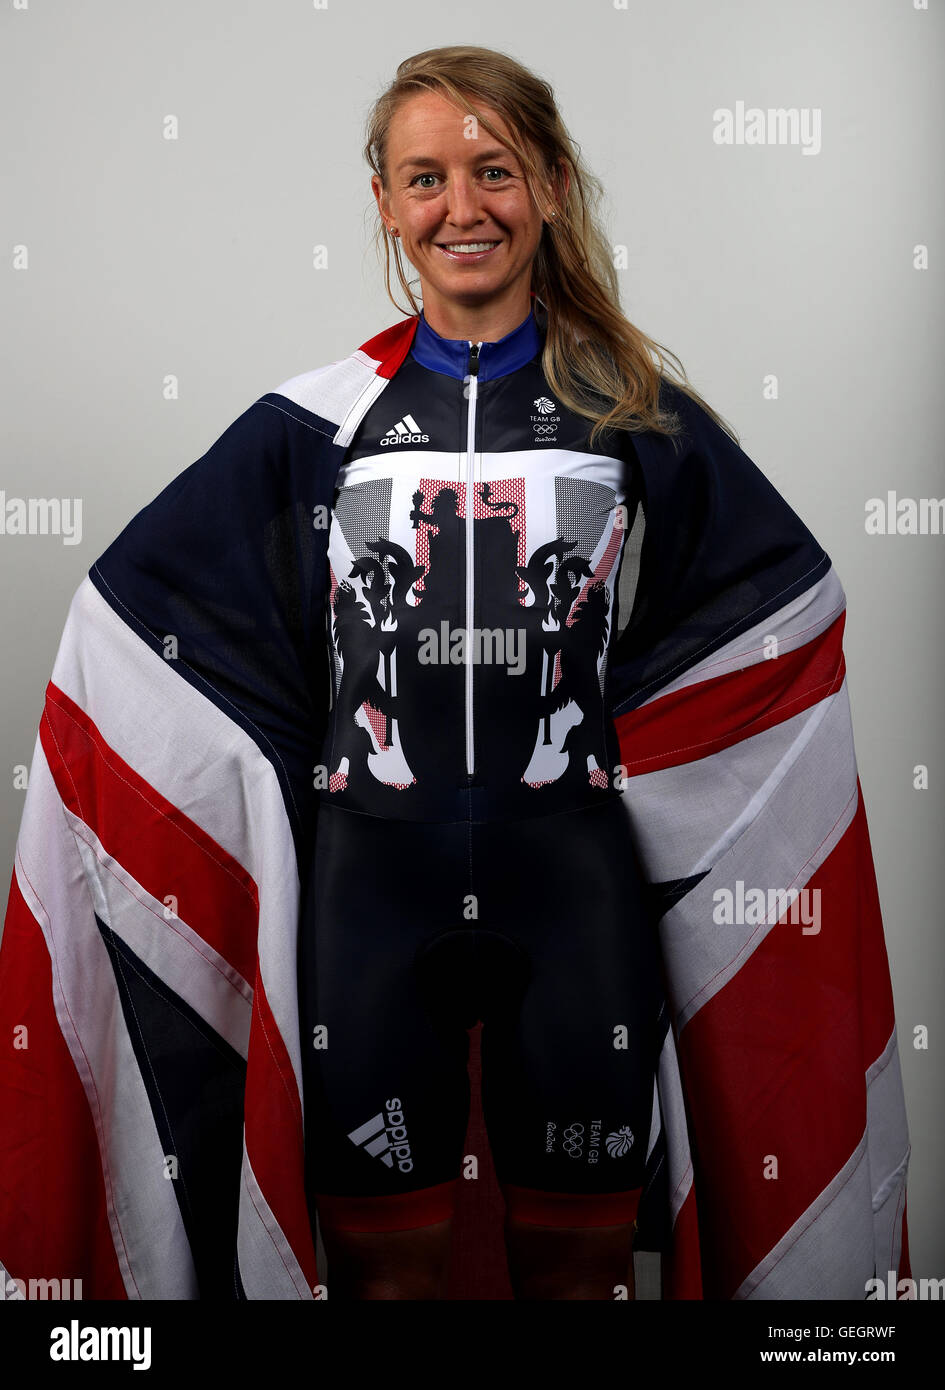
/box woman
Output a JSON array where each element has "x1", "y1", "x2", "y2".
[
  {"x1": 297, "y1": 42, "x2": 699, "y2": 1301},
  {"x1": 0, "y1": 45, "x2": 911, "y2": 1305}
]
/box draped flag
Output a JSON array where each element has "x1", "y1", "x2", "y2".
[{"x1": 0, "y1": 313, "x2": 911, "y2": 1299}]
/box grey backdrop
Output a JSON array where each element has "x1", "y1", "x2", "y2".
[{"x1": 2, "y1": 0, "x2": 942, "y2": 1288}]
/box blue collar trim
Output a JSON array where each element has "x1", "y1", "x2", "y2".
[{"x1": 411, "y1": 307, "x2": 542, "y2": 381}]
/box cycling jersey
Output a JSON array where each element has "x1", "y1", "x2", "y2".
[
  {"x1": 299, "y1": 307, "x2": 665, "y2": 1231},
  {"x1": 316, "y1": 307, "x2": 640, "y2": 821}
]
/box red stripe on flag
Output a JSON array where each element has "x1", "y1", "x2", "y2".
[
  {"x1": 616, "y1": 611, "x2": 847, "y2": 775},
  {"x1": 0, "y1": 869, "x2": 128, "y2": 1298},
  {"x1": 40, "y1": 681, "x2": 259, "y2": 987},
  {"x1": 358, "y1": 315, "x2": 419, "y2": 380},
  {"x1": 663, "y1": 1183, "x2": 704, "y2": 1300},
  {"x1": 243, "y1": 969, "x2": 319, "y2": 1291},
  {"x1": 675, "y1": 783, "x2": 896, "y2": 1298}
]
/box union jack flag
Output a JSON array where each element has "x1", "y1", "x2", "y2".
[{"x1": 0, "y1": 316, "x2": 911, "y2": 1299}]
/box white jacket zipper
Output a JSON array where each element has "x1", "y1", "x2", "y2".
[{"x1": 465, "y1": 342, "x2": 481, "y2": 777}]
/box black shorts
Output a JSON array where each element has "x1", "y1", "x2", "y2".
[{"x1": 297, "y1": 795, "x2": 666, "y2": 1232}]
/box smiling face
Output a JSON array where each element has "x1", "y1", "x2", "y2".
[{"x1": 372, "y1": 90, "x2": 557, "y2": 337}]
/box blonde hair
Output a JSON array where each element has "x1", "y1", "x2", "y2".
[{"x1": 364, "y1": 44, "x2": 739, "y2": 451}]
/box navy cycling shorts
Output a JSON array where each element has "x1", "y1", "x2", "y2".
[{"x1": 297, "y1": 794, "x2": 666, "y2": 1233}]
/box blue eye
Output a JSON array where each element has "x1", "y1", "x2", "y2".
[{"x1": 409, "y1": 167, "x2": 513, "y2": 188}]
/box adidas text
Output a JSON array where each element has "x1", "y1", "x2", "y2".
[
  {"x1": 381, "y1": 433, "x2": 429, "y2": 447},
  {"x1": 385, "y1": 1098, "x2": 413, "y2": 1172},
  {"x1": 381, "y1": 413, "x2": 429, "y2": 447}
]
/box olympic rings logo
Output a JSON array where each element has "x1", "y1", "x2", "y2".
[
  {"x1": 533, "y1": 423, "x2": 557, "y2": 435},
  {"x1": 563, "y1": 1123, "x2": 584, "y2": 1157}
]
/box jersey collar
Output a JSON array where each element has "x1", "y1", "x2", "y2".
[{"x1": 411, "y1": 305, "x2": 543, "y2": 382}]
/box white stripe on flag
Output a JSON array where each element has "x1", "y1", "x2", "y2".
[
  {"x1": 14, "y1": 741, "x2": 198, "y2": 1299},
  {"x1": 67, "y1": 816, "x2": 253, "y2": 1058},
  {"x1": 237, "y1": 1147, "x2": 314, "y2": 1299},
  {"x1": 51, "y1": 577, "x2": 305, "y2": 1099}
]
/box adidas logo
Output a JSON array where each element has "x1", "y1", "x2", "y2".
[
  {"x1": 380, "y1": 413, "x2": 429, "y2": 447},
  {"x1": 348, "y1": 1098, "x2": 414, "y2": 1172}
]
